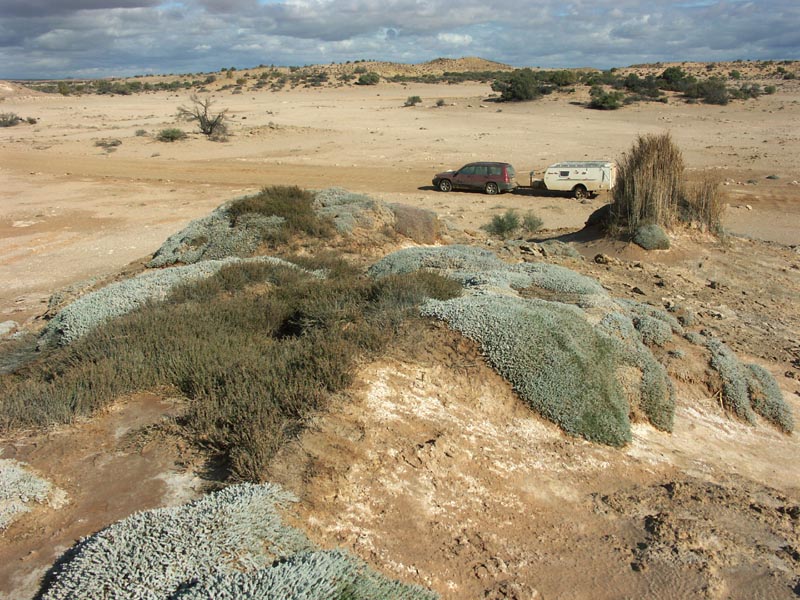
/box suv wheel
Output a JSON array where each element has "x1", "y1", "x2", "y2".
[
  {"x1": 485, "y1": 182, "x2": 499, "y2": 195},
  {"x1": 438, "y1": 179, "x2": 452, "y2": 192}
]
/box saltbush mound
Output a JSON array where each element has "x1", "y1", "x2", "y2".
[
  {"x1": 0, "y1": 459, "x2": 55, "y2": 530},
  {"x1": 706, "y1": 338, "x2": 793, "y2": 432},
  {"x1": 40, "y1": 256, "x2": 304, "y2": 347},
  {"x1": 422, "y1": 294, "x2": 633, "y2": 446},
  {"x1": 39, "y1": 483, "x2": 437, "y2": 600},
  {"x1": 313, "y1": 187, "x2": 396, "y2": 234},
  {"x1": 707, "y1": 339, "x2": 757, "y2": 424},
  {"x1": 633, "y1": 223, "x2": 671, "y2": 250},
  {"x1": 374, "y1": 246, "x2": 675, "y2": 444},
  {"x1": 746, "y1": 364, "x2": 794, "y2": 433}
]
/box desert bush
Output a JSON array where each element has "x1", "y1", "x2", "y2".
[
  {"x1": 764, "y1": 85, "x2": 777, "y2": 95},
  {"x1": 423, "y1": 294, "x2": 632, "y2": 446},
  {"x1": 436, "y1": 98, "x2": 446, "y2": 107},
  {"x1": 707, "y1": 339, "x2": 757, "y2": 424},
  {"x1": 389, "y1": 203, "x2": 440, "y2": 244},
  {"x1": 39, "y1": 483, "x2": 436, "y2": 600},
  {"x1": 313, "y1": 188, "x2": 395, "y2": 234},
  {"x1": 610, "y1": 133, "x2": 684, "y2": 235},
  {"x1": 134, "y1": 129, "x2": 147, "y2": 136},
  {"x1": 356, "y1": 72, "x2": 380, "y2": 85},
  {"x1": 177, "y1": 94, "x2": 228, "y2": 138},
  {"x1": 485, "y1": 209, "x2": 520, "y2": 238},
  {"x1": 588, "y1": 86, "x2": 624, "y2": 110},
  {"x1": 0, "y1": 459, "x2": 55, "y2": 530},
  {"x1": 157, "y1": 128, "x2": 187, "y2": 142},
  {"x1": 492, "y1": 68, "x2": 547, "y2": 101},
  {"x1": 1, "y1": 258, "x2": 459, "y2": 480},
  {"x1": 94, "y1": 138, "x2": 121, "y2": 149},
  {"x1": 633, "y1": 223, "x2": 670, "y2": 250},
  {"x1": 404, "y1": 95, "x2": 421, "y2": 107},
  {"x1": 0, "y1": 113, "x2": 22, "y2": 127},
  {"x1": 681, "y1": 175, "x2": 725, "y2": 232},
  {"x1": 228, "y1": 185, "x2": 335, "y2": 240},
  {"x1": 745, "y1": 364, "x2": 793, "y2": 433},
  {"x1": 522, "y1": 211, "x2": 544, "y2": 233}
]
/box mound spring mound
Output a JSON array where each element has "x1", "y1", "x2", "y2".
[
  {"x1": 370, "y1": 245, "x2": 791, "y2": 443},
  {"x1": 39, "y1": 483, "x2": 435, "y2": 600}
]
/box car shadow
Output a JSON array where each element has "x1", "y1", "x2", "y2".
[{"x1": 511, "y1": 187, "x2": 576, "y2": 199}]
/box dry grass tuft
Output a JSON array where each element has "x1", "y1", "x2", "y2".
[{"x1": 610, "y1": 133, "x2": 684, "y2": 235}]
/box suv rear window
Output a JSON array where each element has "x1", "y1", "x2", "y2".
[{"x1": 506, "y1": 165, "x2": 516, "y2": 178}]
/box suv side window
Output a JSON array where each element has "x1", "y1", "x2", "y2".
[
  {"x1": 475, "y1": 166, "x2": 489, "y2": 176},
  {"x1": 460, "y1": 166, "x2": 476, "y2": 175},
  {"x1": 488, "y1": 165, "x2": 501, "y2": 176}
]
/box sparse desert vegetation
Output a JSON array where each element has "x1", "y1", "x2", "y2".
[{"x1": 0, "y1": 57, "x2": 798, "y2": 600}]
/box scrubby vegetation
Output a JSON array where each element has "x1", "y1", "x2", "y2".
[
  {"x1": 0, "y1": 258, "x2": 461, "y2": 481},
  {"x1": 0, "y1": 459, "x2": 55, "y2": 530},
  {"x1": 177, "y1": 94, "x2": 228, "y2": 139},
  {"x1": 404, "y1": 95, "x2": 422, "y2": 107},
  {"x1": 485, "y1": 209, "x2": 520, "y2": 238},
  {"x1": 633, "y1": 223, "x2": 671, "y2": 250},
  {"x1": 707, "y1": 339, "x2": 793, "y2": 432},
  {"x1": 39, "y1": 483, "x2": 437, "y2": 600},
  {"x1": 0, "y1": 113, "x2": 23, "y2": 127},
  {"x1": 156, "y1": 128, "x2": 187, "y2": 142},
  {"x1": 606, "y1": 133, "x2": 724, "y2": 241}
]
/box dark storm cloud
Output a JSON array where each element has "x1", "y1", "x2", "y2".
[{"x1": 0, "y1": 0, "x2": 798, "y2": 79}]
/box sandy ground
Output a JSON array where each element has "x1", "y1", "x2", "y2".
[
  {"x1": 1, "y1": 78, "x2": 800, "y2": 598},
  {"x1": 1, "y1": 80, "x2": 799, "y2": 325}
]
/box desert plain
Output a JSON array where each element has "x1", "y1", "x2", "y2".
[{"x1": 1, "y1": 59, "x2": 799, "y2": 599}]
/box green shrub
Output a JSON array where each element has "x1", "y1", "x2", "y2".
[
  {"x1": 435, "y1": 98, "x2": 446, "y2": 107},
  {"x1": 423, "y1": 295, "x2": 632, "y2": 446},
  {"x1": 227, "y1": 185, "x2": 335, "y2": 240},
  {"x1": 491, "y1": 68, "x2": 547, "y2": 101},
  {"x1": 707, "y1": 339, "x2": 756, "y2": 424},
  {"x1": 745, "y1": 364, "x2": 793, "y2": 433},
  {"x1": 485, "y1": 209, "x2": 520, "y2": 238},
  {"x1": 356, "y1": 72, "x2": 380, "y2": 85},
  {"x1": 588, "y1": 86, "x2": 624, "y2": 110},
  {"x1": 522, "y1": 211, "x2": 544, "y2": 233},
  {"x1": 633, "y1": 223, "x2": 670, "y2": 250},
  {"x1": 0, "y1": 258, "x2": 459, "y2": 481},
  {"x1": 0, "y1": 113, "x2": 22, "y2": 127},
  {"x1": 764, "y1": 85, "x2": 777, "y2": 95},
  {"x1": 157, "y1": 128, "x2": 187, "y2": 142},
  {"x1": 404, "y1": 95, "x2": 421, "y2": 107}
]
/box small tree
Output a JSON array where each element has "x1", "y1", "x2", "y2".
[{"x1": 177, "y1": 94, "x2": 228, "y2": 138}]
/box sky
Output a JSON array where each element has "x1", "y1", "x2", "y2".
[{"x1": 1, "y1": 0, "x2": 798, "y2": 79}]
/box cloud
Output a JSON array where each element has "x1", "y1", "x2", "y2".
[
  {"x1": 0, "y1": 0, "x2": 798, "y2": 78},
  {"x1": 437, "y1": 32, "x2": 473, "y2": 47}
]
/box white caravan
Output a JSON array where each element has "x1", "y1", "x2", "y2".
[{"x1": 531, "y1": 161, "x2": 617, "y2": 199}]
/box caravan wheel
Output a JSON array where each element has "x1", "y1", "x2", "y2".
[{"x1": 572, "y1": 185, "x2": 588, "y2": 200}]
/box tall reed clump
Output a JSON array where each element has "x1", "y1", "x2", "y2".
[
  {"x1": 681, "y1": 174, "x2": 725, "y2": 233},
  {"x1": 0, "y1": 257, "x2": 461, "y2": 482},
  {"x1": 609, "y1": 133, "x2": 685, "y2": 235}
]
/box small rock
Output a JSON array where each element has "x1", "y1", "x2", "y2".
[
  {"x1": 745, "y1": 204, "x2": 753, "y2": 210},
  {"x1": 594, "y1": 253, "x2": 616, "y2": 265},
  {"x1": 765, "y1": 174, "x2": 780, "y2": 180},
  {"x1": 631, "y1": 286, "x2": 646, "y2": 295},
  {"x1": 785, "y1": 371, "x2": 796, "y2": 379}
]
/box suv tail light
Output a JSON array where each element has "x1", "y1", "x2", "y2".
[{"x1": 503, "y1": 170, "x2": 510, "y2": 183}]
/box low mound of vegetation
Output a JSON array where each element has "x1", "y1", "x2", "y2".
[
  {"x1": 1, "y1": 257, "x2": 461, "y2": 481},
  {"x1": 374, "y1": 246, "x2": 792, "y2": 441},
  {"x1": 0, "y1": 459, "x2": 56, "y2": 530},
  {"x1": 149, "y1": 186, "x2": 431, "y2": 268},
  {"x1": 39, "y1": 483, "x2": 436, "y2": 600}
]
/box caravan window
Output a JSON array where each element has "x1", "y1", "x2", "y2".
[{"x1": 559, "y1": 170, "x2": 570, "y2": 177}]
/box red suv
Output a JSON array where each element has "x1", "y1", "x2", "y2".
[{"x1": 433, "y1": 162, "x2": 518, "y2": 195}]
